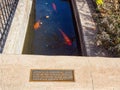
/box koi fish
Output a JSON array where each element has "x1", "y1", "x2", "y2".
[
  {"x1": 59, "y1": 28, "x2": 72, "y2": 46},
  {"x1": 52, "y1": 3, "x2": 57, "y2": 11},
  {"x1": 34, "y1": 20, "x2": 42, "y2": 30}
]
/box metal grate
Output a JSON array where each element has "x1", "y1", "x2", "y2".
[{"x1": 0, "y1": 0, "x2": 19, "y2": 53}]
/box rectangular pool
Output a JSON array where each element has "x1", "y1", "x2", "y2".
[{"x1": 32, "y1": 0, "x2": 81, "y2": 55}]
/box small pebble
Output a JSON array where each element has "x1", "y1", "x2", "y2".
[
  {"x1": 40, "y1": 22, "x2": 43, "y2": 24},
  {"x1": 46, "y1": 16, "x2": 49, "y2": 19}
]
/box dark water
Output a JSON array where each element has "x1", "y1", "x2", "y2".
[{"x1": 33, "y1": 0, "x2": 80, "y2": 55}]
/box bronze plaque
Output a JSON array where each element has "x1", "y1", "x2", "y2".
[{"x1": 30, "y1": 70, "x2": 74, "y2": 82}]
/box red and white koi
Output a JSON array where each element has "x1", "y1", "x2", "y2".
[{"x1": 59, "y1": 28, "x2": 72, "y2": 46}]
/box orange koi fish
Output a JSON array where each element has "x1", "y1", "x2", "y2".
[
  {"x1": 59, "y1": 28, "x2": 72, "y2": 46},
  {"x1": 34, "y1": 20, "x2": 41, "y2": 30},
  {"x1": 52, "y1": 3, "x2": 57, "y2": 11}
]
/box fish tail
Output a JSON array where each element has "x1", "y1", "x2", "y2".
[{"x1": 58, "y1": 28, "x2": 64, "y2": 35}]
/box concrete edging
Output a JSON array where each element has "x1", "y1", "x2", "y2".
[
  {"x1": 3, "y1": 0, "x2": 33, "y2": 54},
  {"x1": 71, "y1": 0, "x2": 87, "y2": 56},
  {"x1": 0, "y1": 55, "x2": 120, "y2": 90},
  {"x1": 75, "y1": 0, "x2": 109, "y2": 56}
]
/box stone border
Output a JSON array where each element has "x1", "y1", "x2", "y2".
[
  {"x1": 3, "y1": 0, "x2": 33, "y2": 54},
  {"x1": 74, "y1": 0, "x2": 109, "y2": 56},
  {"x1": 0, "y1": 55, "x2": 120, "y2": 89},
  {"x1": 71, "y1": 0, "x2": 87, "y2": 56}
]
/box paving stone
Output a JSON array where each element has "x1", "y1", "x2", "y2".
[{"x1": 0, "y1": 55, "x2": 120, "y2": 90}]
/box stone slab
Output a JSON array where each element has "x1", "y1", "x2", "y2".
[
  {"x1": 0, "y1": 55, "x2": 120, "y2": 90},
  {"x1": 75, "y1": 0, "x2": 109, "y2": 56},
  {"x1": 3, "y1": 0, "x2": 33, "y2": 54}
]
